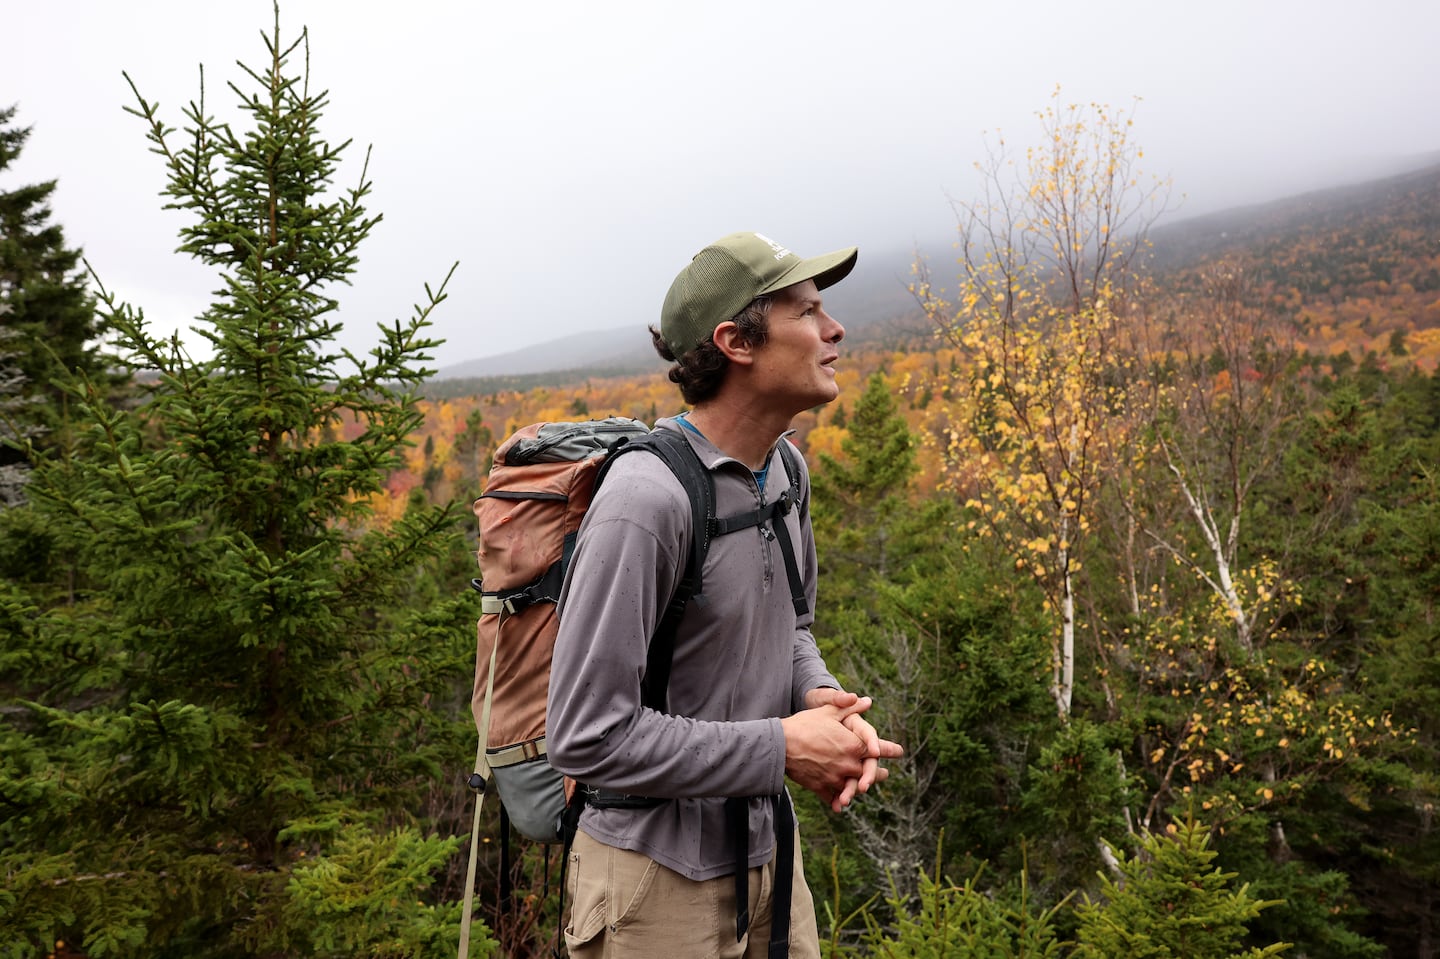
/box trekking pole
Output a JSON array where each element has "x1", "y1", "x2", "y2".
[{"x1": 459, "y1": 610, "x2": 505, "y2": 959}]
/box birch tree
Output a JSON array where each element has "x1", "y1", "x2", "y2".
[
  {"x1": 915, "y1": 89, "x2": 1169, "y2": 721},
  {"x1": 1099, "y1": 266, "x2": 1408, "y2": 889},
  {"x1": 1139, "y1": 265, "x2": 1304, "y2": 655}
]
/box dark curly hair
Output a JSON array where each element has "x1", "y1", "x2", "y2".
[{"x1": 649, "y1": 295, "x2": 772, "y2": 405}]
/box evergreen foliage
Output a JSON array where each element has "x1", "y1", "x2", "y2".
[
  {"x1": 0, "y1": 104, "x2": 110, "y2": 498},
  {"x1": 0, "y1": 11, "x2": 488, "y2": 957},
  {"x1": 1073, "y1": 818, "x2": 1288, "y2": 959},
  {"x1": 813, "y1": 371, "x2": 929, "y2": 598},
  {"x1": 862, "y1": 863, "x2": 1068, "y2": 959},
  {"x1": 807, "y1": 370, "x2": 1062, "y2": 909},
  {"x1": 803, "y1": 351, "x2": 1438, "y2": 958}
]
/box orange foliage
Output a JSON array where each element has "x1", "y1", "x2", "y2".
[{"x1": 806, "y1": 424, "x2": 846, "y2": 463}]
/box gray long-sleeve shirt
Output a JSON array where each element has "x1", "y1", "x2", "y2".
[{"x1": 546, "y1": 418, "x2": 839, "y2": 881}]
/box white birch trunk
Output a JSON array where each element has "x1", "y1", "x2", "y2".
[{"x1": 1160, "y1": 441, "x2": 1254, "y2": 654}]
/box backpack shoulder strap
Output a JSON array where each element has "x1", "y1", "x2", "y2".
[
  {"x1": 777, "y1": 438, "x2": 804, "y2": 514},
  {"x1": 593, "y1": 428, "x2": 715, "y2": 712},
  {"x1": 706, "y1": 439, "x2": 809, "y2": 618},
  {"x1": 772, "y1": 438, "x2": 809, "y2": 616}
]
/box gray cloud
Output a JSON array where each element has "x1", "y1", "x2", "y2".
[{"x1": 6, "y1": 0, "x2": 1438, "y2": 368}]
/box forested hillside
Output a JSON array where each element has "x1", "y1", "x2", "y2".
[
  {"x1": 402, "y1": 161, "x2": 1440, "y2": 514},
  {"x1": 1152, "y1": 161, "x2": 1440, "y2": 366}
]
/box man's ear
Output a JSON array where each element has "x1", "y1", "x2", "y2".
[{"x1": 711, "y1": 321, "x2": 757, "y2": 366}]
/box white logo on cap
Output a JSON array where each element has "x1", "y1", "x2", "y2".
[{"x1": 753, "y1": 233, "x2": 793, "y2": 261}]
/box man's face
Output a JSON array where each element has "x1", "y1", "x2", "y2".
[{"x1": 750, "y1": 279, "x2": 846, "y2": 413}]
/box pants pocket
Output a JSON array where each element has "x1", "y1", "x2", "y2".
[
  {"x1": 606, "y1": 841, "x2": 660, "y2": 932},
  {"x1": 564, "y1": 831, "x2": 661, "y2": 948},
  {"x1": 565, "y1": 832, "x2": 609, "y2": 946}
]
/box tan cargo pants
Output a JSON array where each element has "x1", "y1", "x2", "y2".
[{"x1": 564, "y1": 828, "x2": 822, "y2": 959}]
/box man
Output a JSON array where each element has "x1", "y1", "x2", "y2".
[{"x1": 547, "y1": 231, "x2": 903, "y2": 958}]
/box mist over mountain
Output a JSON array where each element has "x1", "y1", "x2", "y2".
[{"x1": 434, "y1": 157, "x2": 1440, "y2": 385}]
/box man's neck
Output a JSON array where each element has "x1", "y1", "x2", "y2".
[{"x1": 683, "y1": 399, "x2": 790, "y2": 470}]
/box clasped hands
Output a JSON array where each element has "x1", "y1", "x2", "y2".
[{"x1": 781, "y1": 688, "x2": 905, "y2": 813}]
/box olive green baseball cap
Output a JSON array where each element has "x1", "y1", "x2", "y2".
[{"x1": 660, "y1": 231, "x2": 858, "y2": 355}]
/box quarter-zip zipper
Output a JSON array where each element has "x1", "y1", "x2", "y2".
[{"x1": 745, "y1": 465, "x2": 777, "y2": 593}]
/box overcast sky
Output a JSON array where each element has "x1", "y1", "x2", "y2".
[{"x1": 7, "y1": 0, "x2": 1439, "y2": 369}]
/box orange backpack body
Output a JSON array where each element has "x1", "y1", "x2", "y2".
[{"x1": 469, "y1": 417, "x2": 651, "y2": 841}]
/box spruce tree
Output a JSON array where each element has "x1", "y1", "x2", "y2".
[
  {"x1": 0, "y1": 105, "x2": 108, "y2": 487},
  {"x1": 0, "y1": 11, "x2": 489, "y2": 958},
  {"x1": 1073, "y1": 819, "x2": 1289, "y2": 959},
  {"x1": 811, "y1": 371, "x2": 922, "y2": 589}
]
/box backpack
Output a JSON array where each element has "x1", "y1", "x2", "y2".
[
  {"x1": 466, "y1": 416, "x2": 648, "y2": 841},
  {"x1": 457, "y1": 416, "x2": 807, "y2": 957}
]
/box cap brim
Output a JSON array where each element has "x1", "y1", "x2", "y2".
[{"x1": 758, "y1": 246, "x2": 858, "y2": 297}]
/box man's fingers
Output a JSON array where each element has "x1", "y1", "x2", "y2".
[
  {"x1": 833, "y1": 777, "x2": 859, "y2": 811},
  {"x1": 786, "y1": 694, "x2": 901, "y2": 812},
  {"x1": 856, "y1": 757, "x2": 879, "y2": 793},
  {"x1": 877, "y1": 737, "x2": 905, "y2": 759},
  {"x1": 842, "y1": 713, "x2": 882, "y2": 758},
  {"x1": 805, "y1": 687, "x2": 859, "y2": 711}
]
